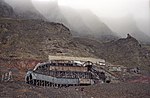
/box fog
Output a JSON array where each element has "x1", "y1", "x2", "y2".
[
  {"x1": 35, "y1": 0, "x2": 150, "y2": 36},
  {"x1": 4, "y1": 0, "x2": 150, "y2": 40}
]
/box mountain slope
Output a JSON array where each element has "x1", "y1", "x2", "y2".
[
  {"x1": 59, "y1": 7, "x2": 118, "y2": 41},
  {"x1": 30, "y1": 1, "x2": 118, "y2": 41},
  {"x1": 75, "y1": 34, "x2": 150, "y2": 69},
  {"x1": 1, "y1": 0, "x2": 149, "y2": 69},
  {"x1": 101, "y1": 16, "x2": 150, "y2": 43},
  {"x1": 3, "y1": 0, "x2": 45, "y2": 20},
  {"x1": 78, "y1": 10, "x2": 118, "y2": 41},
  {"x1": 0, "y1": 18, "x2": 95, "y2": 60},
  {"x1": 2, "y1": 0, "x2": 118, "y2": 41}
]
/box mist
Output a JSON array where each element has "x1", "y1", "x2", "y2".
[
  {"x1": 4, "y1": 0, "x2": 150, "y2": 41},
  {"x1": 58, "y1": 0, "x2": 150, "y2": 35}
]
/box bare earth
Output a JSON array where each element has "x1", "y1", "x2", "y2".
[{"x1": 0, "y1": 81, "x2": 150, "y2": 98}]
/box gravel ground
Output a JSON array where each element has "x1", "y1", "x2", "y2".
[{"x1": 0, "y1": 81, "x2": 150, "y2": 98}]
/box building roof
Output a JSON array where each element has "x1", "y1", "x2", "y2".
[{"x1": 48, "y1": 55, "x2": 105, "y2": 63}]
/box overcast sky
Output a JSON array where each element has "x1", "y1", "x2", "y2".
[
  {"x1": 32, "y1": 0, "x2": 150, "y2": 18},
  {"x1": 32, "y1": 0, "x2": 150, "y2": 35},
  {"x1": 60, "y1": 0, "x2": 149, "y2": 17},
  {"x1": 5, "y1": 0, "x2": 150, "y2": 35}
]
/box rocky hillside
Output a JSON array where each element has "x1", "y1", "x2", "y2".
[
  {"x1": 1, "y1": 0, "x2": 118, "y2": 42},
  {"x1": 75, "y1": 34, "x2": 150, "y2": 69},
  {"x1": 0, "y1": 0, "x2": 150, "y2": 70},
  {"x1": 99, "y1": 34, "x2": 150, "y2": 67},
  {"x1": 0, "y1": 18, "x2": 95, "y2": 60}
]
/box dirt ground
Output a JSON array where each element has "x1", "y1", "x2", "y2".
[{"x1": 0, "y1": 81, "x2": 150, "y2": 98}]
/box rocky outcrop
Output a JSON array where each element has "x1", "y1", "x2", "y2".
[
  {"x1": 0, "y1": 0, "x2": 16, "y2": 18},
  {"x1": 99, "y1": 34, "x2": 141, "y2": 64}
]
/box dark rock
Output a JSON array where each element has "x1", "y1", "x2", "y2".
[{"x1": 0, "y1": 0, "x2": 16, "y2": 18}]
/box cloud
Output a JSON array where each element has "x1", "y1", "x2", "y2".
[{"x1": 4, "y1": 0, "x2": 150, "y2": 36}]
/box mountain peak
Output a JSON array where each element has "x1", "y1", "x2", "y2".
[
  {"x1": 116, "y1": 33, "x2": 140, "y2": 48},
  {"x1": 126, "y1": 33, "x2": 138, "y2": 42}
]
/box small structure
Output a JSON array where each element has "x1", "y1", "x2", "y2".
[
  {"x1": 128, "y1": 67, "x2": 140, "y2": 74},
  {"x1": 108, "y1": 65, "x2": 127, "y2": 72}
]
